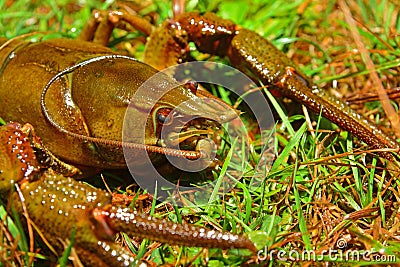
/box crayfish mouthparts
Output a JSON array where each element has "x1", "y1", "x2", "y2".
[{"x1": 161, "y1": 116, "x2": 222, "y2": 144}]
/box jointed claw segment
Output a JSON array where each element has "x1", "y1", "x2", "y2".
[{"x1": 94, "y1": 206, "x2": 257, "y2": 252}]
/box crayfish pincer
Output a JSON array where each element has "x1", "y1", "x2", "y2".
[{"x1": 0, "y1": 123, "x2": 256, "y2": 266}]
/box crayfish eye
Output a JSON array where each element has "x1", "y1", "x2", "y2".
[
  {"x1": 157, "y1": 108, "x2": 173, "y2": 125},
  {"x1": 184, "y1": 80, "x2": 198, "y2": 94}
]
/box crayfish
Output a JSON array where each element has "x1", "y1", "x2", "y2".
[{"x1": 1, "y1": 0, "x2": 399, "y2": 266}]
